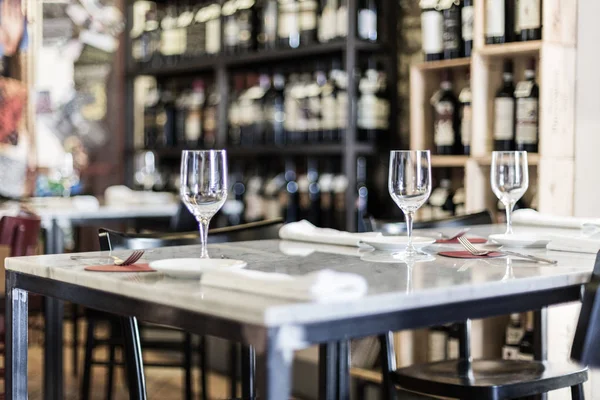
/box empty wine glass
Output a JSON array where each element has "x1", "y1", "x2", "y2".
[
  {"x1": 181, "y1": 150, "x2": 228, "y2": 258},
  {"x1": 491, "y1": 151, "x2": 529, "y2": 235},
  {"x1": 388, "y1": 150, "x2": 432, "y2": 258}
]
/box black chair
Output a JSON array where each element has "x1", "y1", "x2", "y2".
[
  {"x1": 368, "y1": 212, "x2": 588, "y2": 399},
  {"x1": 81, "y1": 219, "x2": 283, "y2": 400}
]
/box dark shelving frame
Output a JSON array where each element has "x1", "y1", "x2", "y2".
[{"x1": 123, "y1": 0, "x2": 399, "y2": 231}]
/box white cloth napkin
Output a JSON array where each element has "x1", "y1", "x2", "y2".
[
  {"x1": 104, "y1": 185, "x2": 175, "y2": 206},
  {"x1": 547, "y1": 236, "x2": 600, "y2": 254},
  {"x1": 513, "y1": 209, "x2": 600, "y2": 229},
  {"x1": 201, "y1": 268, "x2": 368, "y2": 302},
  {"x1": 279, "y1": 220, "x2": 379, "y2": 247}
]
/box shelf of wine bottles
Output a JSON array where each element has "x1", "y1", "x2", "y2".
[{"x1": 129, "y1": 0, "x2": 383, "y2": 75}]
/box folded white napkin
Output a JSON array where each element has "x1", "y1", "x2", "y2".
[
  {"x1": 279, "y1": 220, "x2": 379, "y2": 247},
  {"x1": 513, "y1": 209, "x2": 600, "y2": 229},
  {"x1": 201, "y1": 268, "x2": 368, "y2": 302},
  {"x1": 278, "y1": 240, "x2": 361, "y2": 257},
  {"x1": 104, "y1": 185, "x2": 175, "y2": 206},
  {"x1": 547, "y1": 236, "x2": 600, "y2": 254}
]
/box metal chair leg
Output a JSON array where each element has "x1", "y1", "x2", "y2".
[
  {"x1": 241, "y1": 345, "x2": 256, "y2": 400},
  {"x1": 72, "y1": 303, "x2": 79, "y2": 377},
  {"x1": 229, "y1": 342, "x2": 238, "y2": 398},
  {"x1": 571, "y1": 384, "x2": 585, "y2": 400},
  {"x1": 120, "y1": 316, "x2": 147, "y2": 400},
  {"x1": 106, "y1": 340, "x2": 116, "y2": 400},
  {"x1": 378, "y1": 333, "x2": 398, "y2": 400},
  {"x1": 200, "y1": 336, "x2": 209, "y2": 400},
  {"x1": 184, "y1": 333, "x2": 193, "y2": 400},
  {"x1": 80, "y1": 318, "x2": 95, "y2": 400}
]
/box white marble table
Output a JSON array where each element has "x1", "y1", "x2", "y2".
[{"x1": 4, "y1": 226, "x2": 596, "y2": 400}]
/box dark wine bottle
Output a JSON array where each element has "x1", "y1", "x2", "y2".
[
  {"x1": 518, "y1": 313, "x2": 535, "y2": 361},
  {"x1": 459, "y1": 71, "x2": 472, "y2": 155},
  {"x1": 307, "y1": 158, "x2": 321, "y2": 225},
  {"x1": 462, "y1": 0, "x2": 474, "y2": 57},
  {"x1": 441, "y1": 0, "x2": 462, "y2": 59},
  {"x1": 187, "y1": 4, "x2": 206, "y2": 58},
  {"x1": 257, "y1": 0, "x2": 278, "y2": 50},
  {"x1": 518, "y1": 0, "x2": 541, "y2": 41},
  {"x1": 356, "y1": 157, "x2": 369, "y2": 232},
  {"x1": 494, "y1": 60, "x2": 516, "y2": 151},
  {"x1": 318, "y1": 163, "x2": 334, "y2": 228},
  {"x1": 420, "y1": 1, "x2": 443, "y2": 61},
  {"x1": 515, "y1": 58, "x2": 539, "y2": 153},
  {"x1": 143, "y1": 87, "x2": 161, "y2": 148},
  {"x1": 264, "y1": 72, "x2": 286, "y2": 146},
  {"x1": 202, "y1": 84, "x2": 219, "y2": 148},
  {"x1": 158, "y1": 84, "x2": 177, "y2": 147},
  {"x1": 185, "y1": 80, "x2": 205, "y2": 146},
  {"x1": 358, "y1": 0, "x2": 378, "y2": 42},
  {"x1": 284, "y1": 159, "x2": 300, "y2": 222},
  {"x1": 433, "y1": 70, "x2": 461, "y2": 155},
  {"x1": 228, "y1": 75, "x2": 245, "y2": 146},
  {"x1": 236, "y1": 0, "x2": 257, "y2": 53},
  {"x1": 307, "y1": 65, "x2": 326, "y2": 143},
  {"x1": 278, "y1": 0, "x2": 301, "y2": 48}
]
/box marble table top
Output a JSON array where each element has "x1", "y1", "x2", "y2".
[{"x1": 5, "y1": 225, "x2": 595, "y2": 327}]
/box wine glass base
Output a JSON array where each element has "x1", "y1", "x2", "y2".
[{"x1": 391, "y1": 250, "x2": 435, "y2": 263}]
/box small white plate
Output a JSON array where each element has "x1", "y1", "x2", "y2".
[
  {"x1": 488, "y1": 233, "x2": 551, "y2": 249},
  {"x1": 359, "y1": 236, "x2": 436, "y2": 251},
  {"x1": 149, "y1": 258, "x2": 247, "y2": 279}
]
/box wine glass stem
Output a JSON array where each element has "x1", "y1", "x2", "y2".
[
  {"x1": 198, "y1": 218, "x2": 210, "y2": 259},
  {"x1": 405, "y1": 210, "x2": 415, "y2": 255},
  {"x1": 505, "y1": 202, "x2": 515, "y2": 235}
]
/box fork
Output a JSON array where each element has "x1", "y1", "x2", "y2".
[
  {"x1": 439, "y1": 228, "x2": 471, "y2": 240},
  {"x1": 111, "y1": 250, "x2": 145, "y2": 266},
  {"x1": 457, "y1": 237, "x2": 557, "y2": 264}
]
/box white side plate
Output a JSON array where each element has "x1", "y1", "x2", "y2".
[
  {"x1": 488, "y1": 233, "x2": 551, "y2": 249},
  {"x1": 359, "y1": 236, "x2": 436, "y2": 251},
  {"x1": 149, "y1": 258, "x2": 247, "y2": 279}
]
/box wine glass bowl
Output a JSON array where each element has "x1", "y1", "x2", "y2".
[
  {"x1": 180, "y1": 150, "x2": 228, "y2": 258},
  {"x1": 388, "y1": 150, "x2": 432, "y2": 257},
  {"x1": 491, "y1": 151, "x2": 529, "y2": 235}
]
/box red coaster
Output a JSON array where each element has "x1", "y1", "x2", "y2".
[
  {"x1": 436, "y1": 237, "x2": 488, "y2": 244},
  {"x1": 84, "y1": 263, "x2": 156, "y2": 272},
  {"x1": 438, "y1": 251, "x2": 504, "y2": 259}
]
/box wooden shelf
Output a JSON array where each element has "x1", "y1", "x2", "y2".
[
  {"x1": 431, "y1": 155, "x2": 469, "y2": 167},
  {"x1": 477, "y1": 40, "x2": 542, "y2": 58},
  {"x1": 414, "y1": 57, "x2": 471, "y2": 72},
  {"x1": 128, "y1": 41, "x2": 384, "y2": 77},
  {"x1": 129, "y1": 143, "x2": 377, "y2": 158},
  {"x1": 473, "y1": 153, "x2": 540, "y2": 166}
]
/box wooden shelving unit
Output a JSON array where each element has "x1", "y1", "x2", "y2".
[{"x1": 410, "y1": 0, "x2": 576, "y2": 218}]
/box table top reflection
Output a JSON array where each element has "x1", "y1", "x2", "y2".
[{"x1": 5, "y1": 225, "x2": 594, "y2": 327}]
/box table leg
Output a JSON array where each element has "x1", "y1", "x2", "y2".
[
  {"x1": 337, "y1": 341, "x2": 350, "y2": 400},
  {"x1": 44, "y1": 297, "x2": 64, "y2": 400},
  {"x1": 120, "y1": 316, "x2": 147, "y2": 400},
  {"x1": 6, "y1": 277, "x2": 29, "y2": 400},
  {"x1": 379, "y1": 333, "x2": 398, "y2": 400},
  {"x1": 533, "y1": 308, "x2": 548, "y2": 400},
  {"x1": 241, "y1": 345, "x2": 256, "y2": 399},
  {"x1": 257, "y1": 337, "x2": 292, "y2": 400},
  {"x1": 319, "y1": 343, "x2": 338, "y2": 400}
]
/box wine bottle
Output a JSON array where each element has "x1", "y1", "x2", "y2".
[
  {"x1": 222, "y1": 0, "x2": 239, "y2": 53},
  {"x1": 518, "y1": 313, "x2": 535, "y2": 361},
  {"x1": 307, "y1": 65, "x2": 325, "y2": 143},
  {"x1": 459, "y1": 71, "x2": 472, "y2": 155},
  {"x1": 318, "y1": 0, "x2": 338, "y2": 43},
  {"x1": 299, "y1": 0, "x2": 318, "y2": 45},
  {"x1": 284, "y1": 159, "x2": 300, "y2": 222},
  {"x1": 432, "y1": 71, "x2": 461, "y2": 154},
  {"x1": 518, "y1": 0, "x2": 541, "y2": 41},
  {"x1": 143, "y1": 86, "x2": 160, "y2": 148},
  {"x1": 494, "y1": 60, "x2": 516, "y2": 151},
  {"x1": 236, "y1": 0, "x2": 257, "y2": 53},
  {"x1": 502, "y1": 313, "x2": 525, "y2": 360},
  {"x1": 358, "y1": 0, "x2": 378, "y2": 42},
  {"x1": 175, "y1": 89, "x2": 189, "y2": 146},
  {"x1": 462, "y1": 0, "x2": 474, "y2": 57},
  {"x1": 278, "y1": 0, "x2": 301, "y2": 48},
  {"x1": 239, "y1": 74, "x2": 260, "y2": 146},
  {"x1": 515, "y1": 58, "x2": 539, "y2": 153},
  {"x1": 332, "y1": 173, "x2": 348, "y2": 230},
  {"x1": 204, "y1": 3, "x2": 222, "y2": 55},
  {"x1": 187, "y1": 4, "x2": 206, "y2": 58},
  {"x1": 229, "y1": 75, "x2": 245, "y2": 146},
  {"x1": 356, "y1": 157, "x2": 368, "y2": 232},
  {"x1": 156, "y1": 84, "x2": 177, "y2": 147},
  {"x1": 160, "y1": 4, "x2": 182, "y2": 65},
  {"x1": 264, "y1": 72, "x2": 286, "y2": 146},
  {"x1": 140, "y1": 7, "x2": 160, "y2": 65},
  {"x1": 284, "y1": 73, "x2": 300, "y2": 144},
  {"x1": 440, "y1": 0, "x2": 462, "y2": 60},
  {"x1": 420, "y1": 0, "x2": 443, "y2": 61},
  {"x1": 255, "y1": 73, "x2": 271, "y2": 144},
  {"x1": 203, "y1": 85, "x2": 219, "y2": 148},
  {"x1": 318, "y1": 165, "x2": 334, "y2": 228},
  {"x1": 320, "y1": 61, "x2": 339, "y2": 142},
  {"x1": 185, "y1": 80, "x2": 205, "y2": 146},
  {"x1": 307, "y1": 158, "x2": 321, "y2": 225},
  {"x1": 333, "y1": 62, "x2": 348, "y2": 142},
  {"x1": 244, "y1": 166, "x2": 266, "y2": 223},
  {"x1": 514, "y1": 0, "x2": 521, "y2": 41},
  {"x1": 336, "y1": 0, "x2": 348, "y2": 39},
  {"x1": 357, "y1": 60, "x2": 380, "y2": 142},
  {"x1": 430, "y1": 178, "x2": 455, "y2": 219},
  {"x1": 176, "y1": 1, "x2": 194, "y2": 59},
  {"x1": 486, "y1": 0, "x2": 515, "y2": 44},
  {"x1": 257, "y1": 0, "x2": 279, "y2": 50},
  {"x1": 263, "y1": 168, "x2": 286, "y2": 220},
  {"x1": 295, "y1": 73, "x2": 312, "y2": 143},
  {"x1": 229, "y1": 163, "x2": 247, "y2": 225}
]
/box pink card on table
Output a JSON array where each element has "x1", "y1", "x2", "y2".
[
  {"x1": 438, "y1": 251, "x2": 504, "y2": 259},
  {"x1": 84, "y1": 263, "x2": 156, "y2": 273},
  {"x1": 435, "y1": 237, "x2": 488, "y2": 244}
]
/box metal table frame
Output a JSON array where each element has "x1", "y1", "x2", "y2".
[{"x1": 5, "y1": 268, "x2": 582, "y2": 400}]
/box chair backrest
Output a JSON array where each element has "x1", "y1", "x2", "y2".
[
  {"x1": 571, "y1": 251, "x2": 600, "y2": 367},
  {"x1": 169, "y1": 202, "x2": 198, "y2": 232},
  {"x1": 0, "y1": 215, "x2": 41, "y2": 256},
  {"x1": 365, "y1": 210, "x2": 494, "y2": 235},
  {"x1": 99, "y1": 218, "x2": 284, "y2": 251}
]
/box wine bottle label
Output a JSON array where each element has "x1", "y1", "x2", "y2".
[
  {"x1": 458, "y1": 88, "x2": 472, "y2": 103},
  {"x1": 321, "y1": 94, "x2": 337, "y2": 130},
  {"x1": 494, "y1": 98, "x2": 515, "y2": 140},
  {"x1": 260, "y1": 2, "x2": 278, "y2": 43},
  {"x1": 434, "y1": 101, "x2": 455, "y2": 146},
  {"x1": 358, "y1": 9, "x2": 377, "y2": 39},
  {"x1": 506, "y1": 326, "x2": 525, "y2": 345},
  {"x1": 300, "y1": 0, "x2": 318, "y2": 30},
  {"x1": 336, "y1": 5, "x2": 348, "y2": 37},
  {"x1": 421, "y1": 11, "x2": 443, "y2": 54},
  {"x1": 514, "y1": 0, "x2": 521, "y2": 32},
  {"x1": 443, "y1": 7, "x2": 461, "y2": 51},
  {"x1": 185, "y1": 111, "x2": 202, "y2": 141},
  {"x1": 518, "y1": 0, "x2": 541, "y2": 29},
  {"x1": 462, "y1": 5, "x2": 474, "y2": 41},
  {"x1": 514, "y1": 81, "x2": 534, "y2": 97},
  {"x1": 224, "y1": 18, "x2": 240, "y2": 46},
  {"x1": 518, "y1": 352, "x2": 535, "y2": 361},
  {"x1": 461, "y1": 104, "x2": 472, "y2": 146},
  {"x1": 238, "y1": 11, "x2": 253, "y2": 44},
  {"x1": 206, "y1": 18, "x2": 221, "y2": 53},
  {"x1": 279, "y1": 4, "x2": 299, "y2": 38},
  {"x1": 337, "y1": 92, "x2": 348, "y2": 129},
  {"x1": 516, "y1": 98, "x2": 538, "y2": 144},
  {"x1": 486, "y1": 0, "x2": 505, "y2": 37},
  {"x1": 319, "y1": 6, "x2": 336, "y2": 42}
]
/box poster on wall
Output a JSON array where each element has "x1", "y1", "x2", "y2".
[{"x1": 0, "y1": 0, "x2": 29, "y2": 199}]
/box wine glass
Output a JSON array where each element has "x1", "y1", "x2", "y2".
[
  {"x1": 180, "y1": 150, "x2": 228, "y2": 258},
  {"x1": 491, "y1": 151, "x2": 529, "y2": 235},
  {"x1": 388, "y1": 150, "x2": 432, "y2": 258}
]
